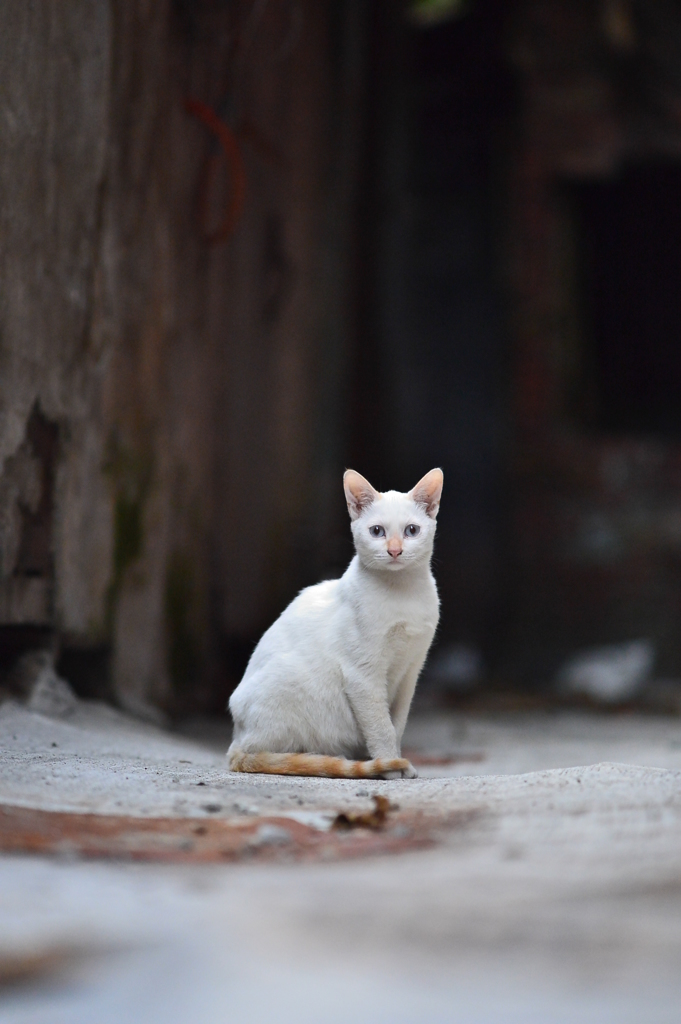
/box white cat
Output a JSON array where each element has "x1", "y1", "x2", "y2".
[{"x1": 227, "y1": 468, "x2": 443, "y2": 779}]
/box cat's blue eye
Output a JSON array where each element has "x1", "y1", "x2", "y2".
[
  {"x1": 369, "y1": 525, "x2": 385, "y2": 538},
  {"x1": 404, "y1": 524, "x2": 420, "y2": 537}
]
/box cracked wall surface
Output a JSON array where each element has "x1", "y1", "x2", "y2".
[{"x1": 0, "y1": 1, "x2": 362, "y2": 713}]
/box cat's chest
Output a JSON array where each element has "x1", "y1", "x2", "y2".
[
  {"x1": 373, "y1": 603, "x2": 436, "y2": 658},
  {"x1": 384, "y1": 618, "x2": 426, "y2": 645},
  {"x1": 382, "y1": 610, "x2": 430, "y2": 651},
  {"x1": 346, "y1": 571, "x2": 438, "y2": 654},
  {"x1": 382, "y1": 620, "x2": 420, "y2": 663}
]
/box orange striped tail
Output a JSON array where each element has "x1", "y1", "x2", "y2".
[{"x1": 228, "y1": 750, "x2": 412, "y2": 779}]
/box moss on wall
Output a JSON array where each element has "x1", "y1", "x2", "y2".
[
  {"x1": 103, "y1": 440, "x2": 154, "y2": 633},
  {"x1": 164, "y1": 550, "x2": 201, "y2": 702}
]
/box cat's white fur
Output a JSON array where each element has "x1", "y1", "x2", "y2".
[{"x1": 227, "y1": 468, "x2": 443, "y2": 779}]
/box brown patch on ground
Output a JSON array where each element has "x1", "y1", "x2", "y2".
[
  {"x1": 0, "y1": 803, "x2": 477, "y2": 865},
  {"x1": 0, "y1": 947, "x2": 81, "y2": 990}
]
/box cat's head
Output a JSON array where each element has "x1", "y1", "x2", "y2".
[{"x1": 343, "y1": 468, "x2": 443, "y2": 572}]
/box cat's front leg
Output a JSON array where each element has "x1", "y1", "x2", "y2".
[
  {"x1": 391, "y1": 645, "x2": 431, "y2": 745},
  {"x1": 342, "y1": 669, "x2": 417, "y2": 779}
]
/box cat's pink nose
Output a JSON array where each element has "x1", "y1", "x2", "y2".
[{"x1": 387, "y1": 543, "x2": 402, "y2": 558}]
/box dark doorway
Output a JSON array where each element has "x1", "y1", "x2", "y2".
[
  {"x1": 572, "y1": 162, "x2": 681, "y2": 437},
  {"x1": 350, "y1": 1, "x2": 513, "y2": 656}
]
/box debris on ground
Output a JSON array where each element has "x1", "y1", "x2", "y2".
[{"x1": 333, "y1": 795, "x2": 394, "y2": 830}]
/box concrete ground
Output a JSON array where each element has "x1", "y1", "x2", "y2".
[{"x1": 1, "y1": 698, "x2": 681, "y2": 1022}]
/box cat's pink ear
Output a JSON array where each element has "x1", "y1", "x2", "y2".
[
  {"x1": 410, "y1": 468, "x2": 443, "y2": 518},
  {"x1": 344, "y1": 470, "x2": 379, "y2": 520}
]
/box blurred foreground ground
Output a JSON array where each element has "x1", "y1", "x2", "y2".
[{"x1": 1, "y1": 700, "x2": 681, "y2": 1023}]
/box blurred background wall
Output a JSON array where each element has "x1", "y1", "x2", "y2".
[
  {"x1": 2, "y1": 0, "x2": 681, "y2": 716},
  {"x1": 0, "y1": 0, "x2": 365, "y2": 717}
]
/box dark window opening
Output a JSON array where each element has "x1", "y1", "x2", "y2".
[{"x1": 572, "y1": 162, "x2": 681, "y2": 436}]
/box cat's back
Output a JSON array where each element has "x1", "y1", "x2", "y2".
[
  {"x1": 278, "y1": 576, "x2": 343, "y2": 637},
  {"x1": 288, "y1": 577, "x2": 341, "y2": 616},
  {"x1": 244, "y1": 577, "x2": 343, "y2": 672}
]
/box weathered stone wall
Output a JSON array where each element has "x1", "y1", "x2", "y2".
[
  {"x1": 0, "y1": 2, "x2": 113, "y2": 646},
  {"x1": 0, "y1": 1, "x2": 363, "y2": 714}
]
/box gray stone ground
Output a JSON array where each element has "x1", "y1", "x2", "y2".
[{"x1": 1, "y1": 699, "x2": 681, "y2": 1022}]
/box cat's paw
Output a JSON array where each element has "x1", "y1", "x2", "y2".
[{"x1": 380, "y1": 761, "x2": 418, "y2": 780}]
